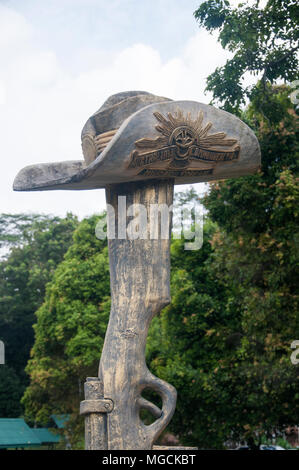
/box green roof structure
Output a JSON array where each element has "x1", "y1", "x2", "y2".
[
  {"x1": 31, "y1": 428, "x2": 61, "y2": 444},
  {"x1": 50, "y1": 414, "x2": 69, "y2": 429},
  {"x1": 0, "y1": 419, "x2": 41, "y2": 449}
]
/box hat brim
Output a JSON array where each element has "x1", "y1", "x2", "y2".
[{"x1": 13, "y1": 100, "x2": 260, "y2": 191}]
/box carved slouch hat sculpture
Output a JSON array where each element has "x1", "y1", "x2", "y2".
[
  {"x1": 14, "y1": 90, "x2": 260, "y2": 191},
  {"x1": 14, "y1": 91, "x2": 261, "y2": 450}
]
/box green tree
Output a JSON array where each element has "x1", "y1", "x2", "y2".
[
  {"x1": 148, "y1": 97, "x2": 298, "y2": 447},
  {"x1": 194, "y1": 0, "x2": 299, "y2": 116},
  {"x1": 22, "y1": 215, "x2": 110, "y2": 447},
  {"x1": 147, "y1": 220, "x2": 231, "y2": 448},
  {"x1": 0, "y1": 366, "x2": 23, "y2": 417},
  {"x1": 200, "y1": 87, "x2": 298, "y2": 448},
  {"x1": 0, "y1": 213, "x2": 78, "y2": 416},
  {"x1": 0, "y1": 213, "x2": 49, "y2": 254},
  {"x1": 146, "y1": 1, "x2": 299, "y2": 448}
]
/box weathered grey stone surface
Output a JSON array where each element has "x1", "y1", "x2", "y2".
[
  {"x1": 153, "y1": 446, "x2": 198, "y2": 450},
  {"x1": 80, "y1": 377, "x2": 108, "y2": 450},
  {"x1": 81, "y1": 91, "x2": 171, "y2": 140},
  {"x1": 13, "y1": 92, "x2": 260, "y2": 191},
  {"x1": 99, "y1": 179, "x2": 177, "y2": 450}
]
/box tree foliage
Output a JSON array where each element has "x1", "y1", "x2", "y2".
[
  {"x1": 0, "y1": 213, "x2": 50, "y2": 254},
  {"x1": 145, "y1": 2, "x2": 299, "y2": 448},
  {"x1": 0, "y1": 213, "x2": 78, "y2": 416},
  {"x1": 147, "y1": 220, "x2": 231, "y2": 447},
  {"x1": 194, "y1": 0, "x2": 299, "y2": 115},
  {"x1": 22, "y1": 215, "x2": 110, "y2": 447},
  {"x1": 146, "y1": 89, "x2": 298, "y2": 449},
  {"x1": 0, "y1": 366, "x2": 23, "y2": 417},
  {"x1": 199, "y1": 87, "x2": 298, "y2": 447}
]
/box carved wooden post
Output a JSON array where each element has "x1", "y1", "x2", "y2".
[
  {"x1": 13, "y1": 91, "x2": 261, "y2": 450},
  {"x1": 80, "y1": 377, "x2": 110, "y2": 450},
  {"x1": 100, "y1": 179, "x2": 176, "y2": 449}
]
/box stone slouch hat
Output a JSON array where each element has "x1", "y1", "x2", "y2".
[{"x1": 14, "y1": 91, "x2": 260, "y2": 191}]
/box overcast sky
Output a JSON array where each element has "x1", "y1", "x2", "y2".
[{"x1": 0, "y1": 0, "x2": 252, "y2": 218}]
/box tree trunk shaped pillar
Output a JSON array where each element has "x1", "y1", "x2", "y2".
[{"x1": 99, "y1": 178, "x2": 177, "y2": 450}]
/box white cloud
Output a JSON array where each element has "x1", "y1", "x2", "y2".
[
  {"x1": 0, "y1": 81, "x2": 6, "y2": 105},
  {"x1": 0, "y1": 3, "x2": 231, "y2": 218},
  {"x1": 0, "y1": 6, "x2": 32, "y2": 48}
]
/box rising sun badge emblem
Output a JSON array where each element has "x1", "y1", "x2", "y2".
[{"x1": 127, "y1": 109, "x2": 240, "y2": 178}]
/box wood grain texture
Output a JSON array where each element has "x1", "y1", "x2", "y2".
[
  {"x1": 82, "y1": 377, "x2": 108, "y2": 450},
  {"x1": 99, "y1": 178, "x2": 177, "y2": 450}
]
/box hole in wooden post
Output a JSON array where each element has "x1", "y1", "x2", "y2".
[{"x1": 139, "y1": 388, "x2": 162, "y2": 425}]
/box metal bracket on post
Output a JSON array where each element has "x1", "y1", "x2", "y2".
[{"x1": 80, "y1": 377, "x2": 113, "y2": 450}]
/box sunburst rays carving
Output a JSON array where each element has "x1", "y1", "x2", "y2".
[{"x1": 134, "y1": 110, "x2": 238, "y2": 151}]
